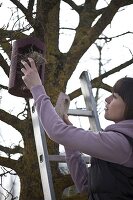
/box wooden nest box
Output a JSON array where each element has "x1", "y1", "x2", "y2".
[{"x1": 8, "y1": 37, "x2": 45, "y2": 98}]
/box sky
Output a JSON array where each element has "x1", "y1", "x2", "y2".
[{"x1": 0, "y1": 0, "x2": 133, "y2": 198}]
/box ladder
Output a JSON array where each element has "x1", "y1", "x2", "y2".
[
  {"x1": 68, "y1": 71, "x2": 101, "y2": 131},
  {"x1": 29, "y1": 71, "x2": 101, "y2": 200}
]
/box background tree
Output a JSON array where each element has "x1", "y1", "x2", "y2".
[{"x1": 0, "y1": 0, "x2": 133, "y2": 199}]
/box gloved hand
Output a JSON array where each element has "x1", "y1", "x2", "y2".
[{"x1": 21, "y1": 58, "x2": 42, "y2": 90}]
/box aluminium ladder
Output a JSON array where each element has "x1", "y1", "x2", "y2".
[
  {"x1": 68, "y1": 71, "x2": 101, "y2": 131},
  {"x1": 30, "y1": 70, "x2": 101, "y2": 200}
]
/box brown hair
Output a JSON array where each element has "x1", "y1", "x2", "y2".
[{"x1": 112, "y1": 77, "x2": 133, "y2": 120}]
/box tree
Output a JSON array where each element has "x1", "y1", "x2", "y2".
[{"x1": 0, "y1": 0, "x2": 133, "y2": 199}]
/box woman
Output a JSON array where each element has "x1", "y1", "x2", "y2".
[{"x1": 21, "y1": 58, "x2": 133, "y2": 199}]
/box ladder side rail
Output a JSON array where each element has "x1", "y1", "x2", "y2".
[
  {"x1": 29, "y1": 100, "x2": 56, "y2": 200},
  {"x1": 80, "y1": 71, "x2": 101, "y2": 131}
]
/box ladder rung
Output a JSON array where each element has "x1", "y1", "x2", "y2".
[
  {"x1": 49, "y1": 155, "x2": 90, "y2": 163},
  {"x1": 68, "y1": 109, "x2": 92, "y2": 117}
]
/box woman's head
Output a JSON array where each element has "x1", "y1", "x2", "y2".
[
  {"x1": 112, "y1": 77, "x2": 133, "y2": 120},
  {"x1": 105, "y1": 77, "x2": 133, "y2": 122}
]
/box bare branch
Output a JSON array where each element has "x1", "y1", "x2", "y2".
[
  {"x1": 9, "y1": 0, "x2": 35, "y2": 27},
  {"x1": 0, "y1": 84, "x2": 8, "y2": 90},
  {"x1": 0, "y1": 28, "x2": 28, "y2": 42},
  {"x1": 68, "y1": 81, "x2": 111, "y2": 101},
  {"x1": 94, "y1": 57, "x2": 133, "y2": 80},
  {"x1": 68, "y1": 57, "x2": 133, "y2": 100},
  {"x1": 0, "y1": 54, "x2": 9, "y2": 77},
  {"x1": 121, "y1": 0, "x2": 133, "y2": 7},
  {"x1": 0, "y1": 145, "x2": 23, "y2": 155},
  {"x1": 28, "y1": 0, "x2": 35, "y2": 14},
  {"x1": 100, "y1": 31, "x2": 133, "y2": 42},
  {"x1": 0, "y1": 39, "x2": 11, "y2": 59},
  {"x1": 9, "y1": 0, "x2": 28, "y2": 16},
  {"x1": 63, "y1": 0, "x2": 83, "y2": 13},
  {"x1": 0, "y1": 156, "x2": 18, "y2": 171},
  {"x1": 0, "y1": 109, "x2": 27, "y2": 134}
]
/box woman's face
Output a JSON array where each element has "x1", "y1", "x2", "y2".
[{"x1": 104, "y1": 93, "x2": 126, "y2": 123}]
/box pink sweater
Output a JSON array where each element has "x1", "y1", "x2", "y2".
[{"x1": 31, "y1": 85, "x2": 133, "y2": 193}]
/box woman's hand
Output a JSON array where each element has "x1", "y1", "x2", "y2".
[
  {"x1": 21, "y1": 58, "x2": 42, "y2": 90},
  {"x1": 63, "y1": 114, "x2": 73, "y2": 125}
]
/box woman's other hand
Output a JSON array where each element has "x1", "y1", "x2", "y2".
[{"x1": 63, "y1": 114, "x2": 73, "y2": 125}]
